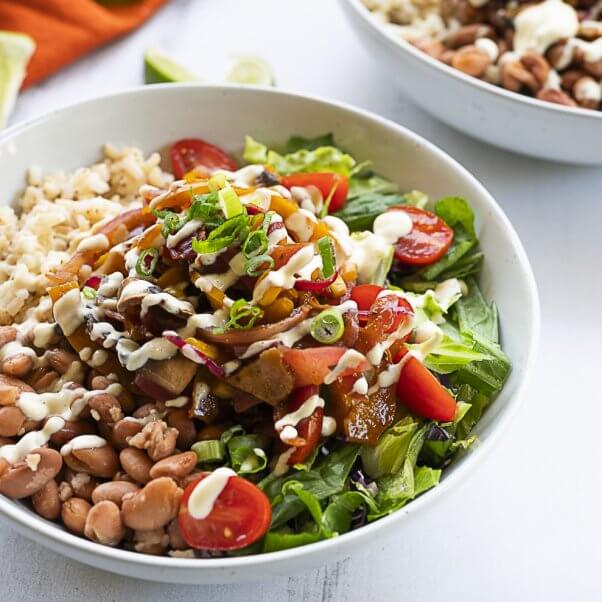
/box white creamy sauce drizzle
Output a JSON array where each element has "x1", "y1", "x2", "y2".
[
  {"x1": 140, "y1": 292, "x2": 194, "y2": 318},
  {"x1": 285, "y1": 209, "x2": 317, "y2": 242},
  {"x1": 352, "y1": 376, "x2": 369, "y2": 395},
  {"x1": 321, "y1": 416, "x2": 337, "y2": 437},
  {"x1": 0, "y1": 417, "x2": 65, "y2": 464},
  {"x1": 60, "y1": 435, "x2": 107, "y2": 456},
  {"x1": 367, "y1": 314, "x2": 416, "y2": 366},
  {"x1": 124, "y1": 246, "x2": 140, "y2": 276},
  {"x1": 33, "y1": 322, "x2": 58, "y2": 348},
  {"x1": 252, "y1": 244, "x2": 315, "y2": 303},
  {"x1": 513, "y1": 0, "x2": 579, "y2": 56},
  {"x1": 475, "y1": 37, "x2": 499, "y2": 62},
  {"x1": 290, "y1": 185, "x2": 323, "y2": 214},
  {"x1": 76, "y1": 233, "x2": 109, "y2": 253},
  {"x1": 323, "y1": 349, "x2": 367, "y2": 385},
  {"x1": 372, "y1": 211, "x2": 412, "y2": 244},
  {"x1": 349, "y1": 231, "x2": 392, "y2": 284},
  {"x1": 273, "y1": 447, "x2": 295, "y2": 476},
  {"x1": 165, "y1": 396, "x2": 189, "y2": 408},
  {"x1": 97, "y1": 271, "x2": 124, "y2": 297},
  {"x1": 52, "y1": 288, "x2": 84, "y2": 336},
  {"x1": 116, "y1": 337, "x2": 177, "y2": 371},
  {"x1": 166, "y1": 219, "x2": 203, "y2": 248},
  {"x1": 275, "y1": 395, "x2": 325, "y2": 440},
  {"x1": 187, "y1": 467, "x2": 236, "y2": 519}
]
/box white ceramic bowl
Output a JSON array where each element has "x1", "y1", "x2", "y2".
[
  {"x1": 0, "y1": 85, "x2": 539, "y2": 583},
  {"x1": 341, "y1": 0, "x2": 602, "y2": 165}
]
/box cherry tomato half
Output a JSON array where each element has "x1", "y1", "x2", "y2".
[
  {"x1": 388, "y1": 206, "x2": 453, "y2": 265},
  {"x1": 394, "y1": 349, "x2": 457, "y2": 422},
  {"x1": 279, "y1": 386, "x2": 323, "y2": 465},
  {"x1": 351, "y1": 285, "x2": 414, "y2": 334},
  {"x1": 179, "y1": 472, "x2": 272, "y2": 551},
  {"x1": 170, "y1": 138, "x2": 238, "y2": 179},
  {"x1": 350, "y1": 284, "x2": 384, "y2": 311},
  {"x1": 281, "y1": 347, "x2": 367, "y2": 387},
  {"x1": 281, "y1": 173, "x2": 349, "y2": 213}
]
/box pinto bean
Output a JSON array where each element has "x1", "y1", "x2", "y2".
[
  {"x1": 89, "y1": 393, "x2": 123, "y2": 427},
  {"x1": 50, "y1": 420, "x2": 95, "y2": 447},
  {"x1": 1, "y1": 353, "x2": 34, "y2": 378},
  {"x1": 0, "y1": 458, "x2": 8, "y2": 477},
  {"x1": 0, "y1": 384, "x2": 19, "y2": 406},
  {"x1": 119, "y1": 447, "x2": 153, "y2": 484},
  {"x1": 128, "y1": 420, "x2": 178, "y2": 461},
  {"x1": 112, "y1": 419, "x2": 142, "y2": 450},
  {"x1": 63, "y1": 445, "x2": 120, "y2": 479},
  {"x1": 121, "y1": 477, "x2": 182, "y2": 530},
  {"x1": 64, "y1": 469, "x2": 98, "y2": 501},
  {"x1": 32, "y1": 479, "x2": 61, "y2": 520},
  {"x1": 166, "y1": 409, "x2": 196, "y2": 450},
  {"x1": 90, "y1": 375, "x2": 135, "y2": 414},
  {"x1": 0, "y1": 326, "x2": 17, "y2": 347},
  {"x1": 149, "y1": 452, "x2": 197, "y2": 480},
  {"x1": 21, "y1": 418, "x2": 43, "y2": 433},
  {"x1": 91, "y1": 481, "x2": 140, "y2": 506},
  {"x1": 28, "y1": 368, "x2": 60, "y2": 393},
  {"x1": 0, "y1": 448, "x2": 62, "y2": 499},
  {"x1": 0, "y1": 406, "x2": 26, "y2": 437},
  {"x1": 46, "y1": 349, "x2": 79, "y2": 375},
  {"x1": 84, "y1": 500, "x2": 126, "y2": 546},
  {"x1": 61, "y1": 497, "x2": 91, "y2": 535},
  {"x1": 0, "y1": 374, "x2": 33, "y2": 396}
]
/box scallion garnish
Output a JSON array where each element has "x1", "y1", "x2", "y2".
[
  {"x1": 191, "y1": 439, "x2": 225, "y2": 463},
  {"x1": 262, "y1": 211, "x2": 274, "y2": 233},
  {"x1": 158, "y1": 210, "x2": 187, "y2": 238},
  {"x1": 242, "y1": 229, "x2": 269, "y2": 259},
  {"x1": 191, "y1": 214, "x2": 250, "y2": 255},
  {"x1": 218, "y1": 186, "x2": 244, "y2": 218},
  {"x1": 82, "y1": 286, "x2": 97, "y2": 300},
  {"x1": 225, "y1": 299, "x2": 262, "y2": 330},
  {"x1": 318, "y1": 235, "x2": 336, "y2": 278},
  {"x1": 310, "y1": 309, "x2": 344, "y2": 344},
  {"x1": 135, "y1": 247, "x2": 159, "y2": 278},
  {"x1": 188, "y1": 190, "x2": 222, "y2": 227},
  {"x1": 244, "y1": 254, "x2": 274, "y2": 277}
]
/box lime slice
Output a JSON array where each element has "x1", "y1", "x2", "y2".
[
  {"x1": 0, "y1": 31, "x2": 36, "y2": 128},
  {"x1": 144, "y1": 48, "x2": 199, "y2": 84},
  {"x1": 226, "y1": 56, "x2": 274, "y2": 86}
]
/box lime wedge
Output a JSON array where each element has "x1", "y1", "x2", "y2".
[
  {"x1": 0, "y1": 31, "x2": 35, "y2": 128},
  {"x1": 225, "y1": 56, "x2": 274, "y2": 86},
  {"x1": 144, "y1": 48, "x2": 199, "y2": 84}
]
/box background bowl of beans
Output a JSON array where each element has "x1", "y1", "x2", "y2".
[{"x1": 341, "y1": 0, "x2": 602, "y2": 164}]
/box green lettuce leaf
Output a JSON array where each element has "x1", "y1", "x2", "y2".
[
  {"x1": 261, "y1": 443, "x2": 360, "y2": 529},
  {"x1": 348, "y1": 173, "x2": 399, "y2": 199},
  {"x1": 286, "y1": 133, "x2": 335, "y2": 153},
  {"x1": 456, "y1": 277, "x2": 499, "y2": 344},
  {"x1": 334, "y1": 192, "x2": 410, "y2": 232},
  {"x1": 360, "y1": 417, "x2": 419, "y2": 479},
  {"x1": 421, "y1": 334, "x2": 494, "y2": 374}
]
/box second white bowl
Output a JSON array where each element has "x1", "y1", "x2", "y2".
[{"x1": 341, "y1": 0, "x2": 602, "y2": 165}]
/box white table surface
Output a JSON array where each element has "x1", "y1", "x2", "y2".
[{"x1": 3, "y1": 0, "x2": 601, "y2": 600}]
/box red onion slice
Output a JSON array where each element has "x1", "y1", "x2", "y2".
[
  {"x1": 294, "y1": 271, "x2": 338, "y2": 293},
  {"x1": 85, "y1": 275, "x2": 102, "y2": 289},
  {"x1": 162, "y1": 330, "x2": 225, "y2": 378}
]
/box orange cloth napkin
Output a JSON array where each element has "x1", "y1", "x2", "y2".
[{"x1": 0, "y1": 0, "x2": 168, "y2": 88}]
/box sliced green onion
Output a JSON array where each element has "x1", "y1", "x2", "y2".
[
  {"x1": 310, "y1": 309, "x2": 344, "y2": 344},
  {"x1": 188, "y1": 190, "x2": 222, "y2": 226},
  {"x1": 318, "y1": 235, "x2": 336, "y2": 278},
  {"x1": 192, "y1": 236, "x2": 233, "y2": 255},
  {"x1": 160, "y1": 211, "x2": 187, "y2": 238},
  {"x1": 135, "y1": 247, "x2": 159, "y2": 277},
  {"x1": 244, "y1": 254, "x2": 274, "y2": 277},
  {"x1": 191, "y1": 439, "x2": 225, "y2": 463},
  {"x1": 208, "y1": 172, "x2": 228, "y2": 192},
  {"x1": 242, "y1": 229, "x2": 269, "y2": 259},
  {"x1": 82, "y1": 286, "x2": 97, "y2": 300},
  {"x1": 225, "y1": 299, "x2": 262, "y2": 330},
  {"x1": 262, "y1": 211, "x2": 274, "y2": 233},
  {"x1": 218, "y1": 186, "x2": 243, "y2": 218}
]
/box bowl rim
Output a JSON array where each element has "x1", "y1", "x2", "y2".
[
  {"x1": 342, "y1": 0, "x2": 602, "y2": 122},
  {"x1": 0, "y1": 83, "x2": 540, "y2": 572}
]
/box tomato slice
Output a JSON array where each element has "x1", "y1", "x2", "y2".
[
  {"x1": 350, "y1": 284, "x2": 384, "y2": 311},
  {"x1": 277, "y1": 386, "x2": 323, "y2": 465},
  {"x1": 281, "y1": 347, "x2": 367, "y2": 387},
  {"x1": 179, "y1": 472, "x2": 272, "y2": 550},
  {"x1": 388, "y1": 206, "x2": 453, "y2": 265},
  {"x1": 170, "y1": 138, "x2": 238, "y2": 179},
  {"x1": 394, "y1": 349, "x2": 456, "y2": 422},
  {"x1": 281, "y1": 173, "x2": 349, "y2": 213}
]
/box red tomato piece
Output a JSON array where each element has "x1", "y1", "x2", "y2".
[
  {"x1": 394, "y1": 350, "x2": 457, "y2": 422},
  {"x1": 281, "y1": 347, "x2": 367, "y2": 387},
  {"x1": 350, "y1": 284, "x2": 384, "y2": 311},
  {"x1": 179, "y1": 473, "x2": 272, "y2": 551},
  {"x1": 388, "y1": 206, "x2": 453, "y2": 265},
  {"x1": 281, "y1": 173, "x2": 349, "y2": 213},
  {"x1": 283, "y1": 385, "x2": 323, "y2": 465},
  {"x1": 170, "y1": 138, "x2": 238, "y2": 179}
]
